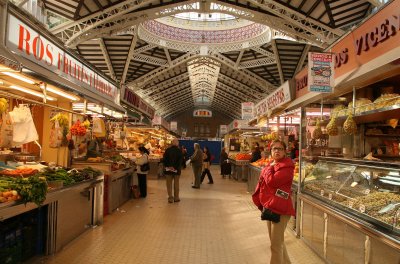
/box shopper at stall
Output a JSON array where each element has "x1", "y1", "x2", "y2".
[
  {"x1": 220, "y1": 148, "x2": 230, "y2": 178},
  {"x1": 181, "y1": 146, "x2": 187, "y2": 169},
  {"x1": 163, "y1": 138, "x2": 183, "y2": 203},
  {"x1": 200, "y1": 146, "x2": 214, "y2": 184},
  {"x1": 136, "y1": 146, "x2": 150, "y2": 198},
  {"x1": 86, "y1": 135, "x2": 104, "y2": 158},
  {"x1": 250, "y1": 142, "x2": 262, "y2": 162},
  {"x1": 252, "y1": 139, "x2": 295, "y2": 264},
  {"x1": 189, "y1": 143, "x2": 203, "y2": 189}
]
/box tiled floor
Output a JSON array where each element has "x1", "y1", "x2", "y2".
[{"x1": 34, "y1": 166, "x2": 324, "y2": 264}]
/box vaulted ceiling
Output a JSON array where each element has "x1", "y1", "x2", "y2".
[{"x1": 31, "y1": 0, "x2": 383, "y2": 120}]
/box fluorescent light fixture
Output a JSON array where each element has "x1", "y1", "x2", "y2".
[
  {"x1": 131, "y1": 131, "x2": 145, "y2": 136},
  {"x1": 72, "y1": 103, "x2": 85, "y2": 110},
  {"x1": 112, "y1": 112, "x2": 124, "y2": 118},
  {"x1": 2, "y1": 72, "x2": 35, "y2": 84},
  {"x1": 10, "y1": 85, "x2": 56, "y2": 101},
  {"x1": 42, "y1": 86, "x2": 80, "y2": 101}
]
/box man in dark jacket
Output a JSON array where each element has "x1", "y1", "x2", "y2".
[
  {"x1": 163, "y1": 138, "x2": 183, "y2": 203},
  {"x1": 250, "y1": 142, "x2": 261, "y2": 162}
]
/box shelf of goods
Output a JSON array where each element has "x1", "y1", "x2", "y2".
[
  {"x1": 72, "y1": 162, "x2": 134, "y2": 215},
  {"x1": 0, "y1": 173, "x2": 104, "y2": 259},
  {"x1": 300, "y1": 157, "x2": 400, "y2": 263}
]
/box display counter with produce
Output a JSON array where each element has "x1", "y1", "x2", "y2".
[
  {"x1": 0, "y1": 166, "x2": 104, "y2": 259},
  {"x1": 228, "y1": 153, "x2": 252, "y2": 181},
  {"x1": 296, "y1": 85, "x2": 400, "y2": 261}
]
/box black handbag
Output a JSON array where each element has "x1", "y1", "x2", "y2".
[
  {"x1": 261, "y1": 208, "x2": 280, "y2": 223},
  {"x1": 140, "y1": 163, "x2": 150, "y2": 172}
]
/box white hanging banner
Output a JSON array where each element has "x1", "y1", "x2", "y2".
[
  {"x1": 170, "y1": 121, "x2": 178, "y2": 131},
  {"x1": 220, "y1": 125, "x2": 228, "y2": 135},
  {"x1": 241, "y1": 102, "x2": 254, "y2": 120},
  {"x1": 308, "y1": 52, "x2": 335, "y2": 93}
]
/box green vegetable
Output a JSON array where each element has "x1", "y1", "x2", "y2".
[{"x1": 14, "y1": 176, "x2": 47, "y2": 206}]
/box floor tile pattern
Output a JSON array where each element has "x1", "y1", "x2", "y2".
[{"x1": 33, "y1": 166, "x2": 325, "y2": 264}]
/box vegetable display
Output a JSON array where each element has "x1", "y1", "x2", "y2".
[
  {"x1": 0, "y1": 166, "x2": 102, "y2": 206},
  {"x1": 14, "y1": 176, "x2": 48, "y2": 206},
  {"x1": 70, "y1": 120, "x2": 87, "y2": 136},
  {"x1": 0, "y1": 168, "x2": 38, "y2": 177}
]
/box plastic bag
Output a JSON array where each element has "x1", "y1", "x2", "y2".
[
  {"x1": 92, "y1": 118, "x2": 106, "y2": 137},
  {"x1": 49, "y1": 120, "x2": 62, "y2": 148},
  {"x1": 0, "y1": 113, "x2": 13, "y2": 147},
  {"x1": 9, "y1": 105, "x2": 38, "y2": 145}
]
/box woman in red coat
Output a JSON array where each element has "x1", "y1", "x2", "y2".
[{"x1": 252, "y1": 139, "x2": 295, "y2": 264}]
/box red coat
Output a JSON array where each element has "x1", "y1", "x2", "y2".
[{"x1": 252, "y1": 157, "x2": 295, "y2": 216}]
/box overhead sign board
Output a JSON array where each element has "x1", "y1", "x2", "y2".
[
  {"x1": 308, "y1": 52, "x2": 335, "y2": 93},
  {"x1": 241, "y1": 102, "x2": 254, "y2": 120},
  {"x1": 228, "y1": 119, "x2": 253, "y2": 131},
  {"x1": 193, "y1": 109, "x2": 212, "y2": 117},
  {"x1": 121, "y1": 86, "x2": 155, "y2": 118},
  {"x1": 170, "y1": 121, "x2": 178, "y2": 131},
  {"x1": 6, "y1": 14, "x2": 119, "y2": 104},
  {"x1": 220, "y1": 125, "x2": 228, "y2": 135},
  {"x1": 255, "y1": 81, "x2": 292, "y2": 117}
]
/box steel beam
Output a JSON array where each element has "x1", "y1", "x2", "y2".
[
  {"x1": 295, "y1": 44, "x2": 310, "y2": 75},
  {"x1": 271, "y1": 39, "x2": 284, "y2": 85},
  {"x1": 99, "y1": 38, "x2": 116, "y2": 80},
  {"x1": 246, "y1": 0, "x2": 343, "y2": 44},
  {"x1": 238, "y1": 57, "x2": 276, "y2": 69},
  {"x1": 121, "y1": 32, "x2": 138, "y2": 84}
]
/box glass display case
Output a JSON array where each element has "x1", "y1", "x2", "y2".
[{"x1": 302, "y1": 157, "x2": 400, "y2": 234}]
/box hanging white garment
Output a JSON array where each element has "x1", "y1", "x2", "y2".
[{"x1": 9, "y1": 105, "x2": 39, "y2": 146}]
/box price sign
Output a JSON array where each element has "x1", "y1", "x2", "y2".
[
  {"x1": 348, "y1": 201, "x2": 354, "y2": 208},
  {"x1": 320, "y1": 190, "x2": 325, "y2": 196},
  {"x1": 359, "y1": 204, "x2": 366, "y2": 213},
  {"x1": 328, "y1": 193, "x2": 333, "y2": 200},
  {"x1": 364, "y1": 189, "x2": 370, "y2": 195}
]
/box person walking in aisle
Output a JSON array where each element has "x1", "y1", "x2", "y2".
[
  {"x1": 220, "y1": 147, "x2": 230, "y2": 178},
  {"x1": 189, "y1": 143, "x2": 203, "y2": 189},
  {"x1": 136, "y1": 146, "x2": 149, "y2": 198},
  {"x1": 163, "y1": 138, "x2": 183, "y2": 203},
  {"x1": 200, "y1": 146, "x2": 214, "y2": 184},
  {"x1": 252, "y1": 139, "x2": 295, "y2": 264}
]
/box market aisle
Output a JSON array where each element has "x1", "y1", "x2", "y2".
[{"x1": 34, "y1": 166, "x2": 324, "y2": 264}]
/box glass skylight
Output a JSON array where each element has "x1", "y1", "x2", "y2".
[{"x1": 173, "y1": 12, "x2": 236, "y2": 22}]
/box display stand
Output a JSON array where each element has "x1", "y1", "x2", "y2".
[
  {"x1": 229, "y1": 159, "x2": 249, "y2": 181},
  {"x1": 72, "y1": 162, "x2": 133, "y2": 214},
  {"x1": 0, "y1": 175, "x2": 103, "y2": 256}
]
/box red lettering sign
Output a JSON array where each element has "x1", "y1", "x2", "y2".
[{"x1": 13, "y1": 21, "x2": 117, "y2": 100}]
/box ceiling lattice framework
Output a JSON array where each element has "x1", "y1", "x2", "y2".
[{"x1": 38, "y1": 0, "x2": 377, "y2": 119}]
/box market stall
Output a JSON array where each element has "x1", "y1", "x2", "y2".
[
  {"x1": 224, "y1": 119, "x2": 260, "y2": 181},
  {"x1": 0, "y1": 4, "x2": 131, "y2": 262},
  {"x1": 290, "y1": 2, "x2": 400, "y2": 262}
]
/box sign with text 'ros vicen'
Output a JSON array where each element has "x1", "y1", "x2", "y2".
[{"x1": 308, "y1": 52, "x2": 335, "y2": 93}]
